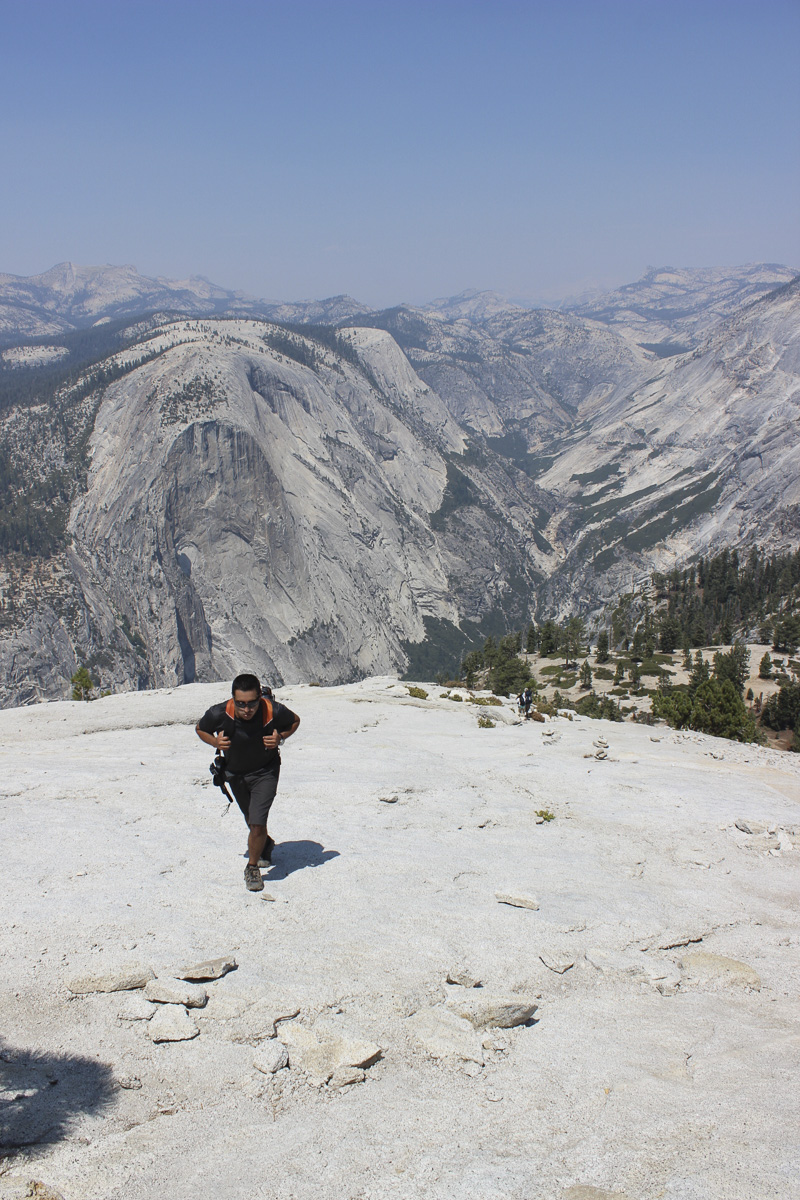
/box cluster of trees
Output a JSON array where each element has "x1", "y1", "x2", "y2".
[
  {"x1": 651, "y1": 645, "x2": 759, "y2": 742},
  {"x1": 461, "y1": 632, "x2": 536, "y2": 696},
  {"x1": 651, "y1": 545, "x2": 800, "y2": 651}
]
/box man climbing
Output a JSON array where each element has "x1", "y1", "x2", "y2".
[{"x1": 195, "y1": 674, "x2": 300, "y2": 891}]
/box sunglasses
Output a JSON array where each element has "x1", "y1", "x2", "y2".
[{"x1": 233, "y1": 698, "x2": 260, "y2": 710}]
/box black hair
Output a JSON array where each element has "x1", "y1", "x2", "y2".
[{"x1": 231, "y1": 673, "x2": 261, "y2": 696}]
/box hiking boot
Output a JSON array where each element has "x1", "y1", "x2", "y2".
[
  {"x1": 257, "y1": 837, "x2": 275, "y2": 868},
  {"x1": 244, "y1": 864, "x2": 264, "y2": 892}
]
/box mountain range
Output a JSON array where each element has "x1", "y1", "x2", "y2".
[{"x1": 0, "y1": 261, "x2": 797, "y2": 705}]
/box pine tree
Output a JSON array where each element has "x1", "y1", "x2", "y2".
[
  {"x1": 71, "y1": 666, "x2": 95, "y2": 701},
  {"x1": 579, "y1": 660, "x2": 593, "y2": 689},
  {"x1": 759, "y1": 652, "x2": 773, "y2": 679},
  {"x1": 688, "y1": 652, "x2": 710, "y2": 696},
  {"x1": 595, "y1": 630, "x2": 610, "y2": 663}
]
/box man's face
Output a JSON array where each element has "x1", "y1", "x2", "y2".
[{"x1": 232, "y1": 689, "x2": 260, "y2": 718}]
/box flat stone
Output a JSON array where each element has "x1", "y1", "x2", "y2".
[
  {"x1": 445, "y1": 991, "x2": 537, "y2": 1029},
  {"x1": 585, "y1": 948, "x2": 680, "y2": 993},
  {"x1": 405, "y1": 1006, "x2": 484, "y2": 1064},
  {"x1": 378, "y1": 795, "x2": 399, "y2": 803},
  {"x1": 445, "y1": 967, "x2": 482, "y2": 988},
  {"x1": 540, "y1": 954, "x2": 574, "y2": 974},
  {"x1": 117, "y1": 995, "x2": 157, "y2": 1021},
  {"x1": 179, "y1": 955, "x2": 237, "y2": 981},
  {"x1": 735, "y1": 818, "x2": 767, "y2": 835},
  {"x1": 230, "y1": 997, "x2": 301, "y2": 1043},
  {"x1": 495, "y1": 890, "x2": 539, "y2": 910},
  {"x1": 66, "y1": 964, "x2": 154, "y2": 994},
  {"x1": 278, "y1": 1018, "x2": 382, "y2": 1087},
  {"x1": 144, "y1": 977, "x2": 208, "y2": 1008},
  {"x1": 678, "y1": 952, "x2": 761, "y2": 990},
  {"x1": 253, "y1": 1041, "x2": 289, "y2": 1075},
  {"x1": 328, "y1": 1066, "x2": 366, "y2": 1089},
  {"x1": 147, "y1": 1004, "x2": 199, "y2": 1042}
]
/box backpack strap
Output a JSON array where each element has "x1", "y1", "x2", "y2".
[{"x1": 225, "y1": 697, "x2": 274, "y2": 726}]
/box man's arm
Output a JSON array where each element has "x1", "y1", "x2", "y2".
[
  {"x1": 263, "y1": 711, "x2": 300, "y2": 750},
  {"x1": 195, "y1": 712, "x2": 231, "y2": 752}
]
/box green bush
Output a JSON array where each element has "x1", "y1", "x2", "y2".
[
  {"x1": 470, "y1": 695, "x2": 502, "y2": 706},
  {"x1": 477, "y1": 713, "x2": 495, "y2": 728},
  {"x1": 407, "y1": 686, "x2": 428, "y2": 700}
]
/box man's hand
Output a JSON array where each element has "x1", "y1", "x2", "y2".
[
  {"x1": 263, "y1": 731, "x2": 281, "y2": 750},
  {"x1": 215, "y1": 732, "x2": 231, "y2": 751}
]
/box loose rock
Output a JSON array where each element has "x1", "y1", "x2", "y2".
[
  {"x1": 66, "y1": 964, "x2": 154, "y2": 994},
  {"x1": 445, "y1": 991, "x2": 537, "y2": 1029},
  {"x1": 445, "y1": 967, "x2": 482, "y2": 988},
  {"x1": 539, "y1": 954, "x2": 574, "y2": 974},
  {"x1": 116, "y1": 995, "x2": 157, "y2": 1021},
  {"x1": 147, "y1": 1004, "x2": 200, "y2": 1042},
  {"x1": 495, "y1": 890, "x2": 539, "y2": 910},
  {"x1": 328, "y1": 1066, "x2": 366, "y2": 1089},
  {"x1": 678, "y1": 952, "x2": 761, "y2": 990},
  {"x1": 405, "y1": 1006, "x2": 484, "y2": 1064},
  {"x1": 253, "y1": 1041, "x2": 289, "y2": 1075},
  {"x1": 279, "y1": 1018, "x2": 382, "y2": 1087},
  {"x1": 735, "y1": 818, "x2": 767, "y2": 835},
  {"x1": 229, "y1": 997, "x2": 301, "y2": 1043},
  {"x1": 144, "y1": 978, "x2": 208, "y2": 1008},
  {"x1": 179, "y1": 955, "x2": 237, "y2": 981},
  {"x1": 0, "y1": 1180, "x2": 66, "y2": 1200},
  {"x1": 378, "y1": 795, "x2": 399, "y2": 803}
]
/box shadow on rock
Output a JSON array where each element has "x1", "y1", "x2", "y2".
[
  {"x1": 266, "y1": 840, "x2": 340, "y2": 879},
  {"x1": 0, "y1": 1039, "x2": 116, "y2": 1156}
]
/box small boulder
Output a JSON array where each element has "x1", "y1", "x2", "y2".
[
  {"x1": 179, "y1": 956, "x2": 237, "y2": 981},
  {"x1": 66, "y1": 964, "x2": 154, "y2": 994},
  {"x1": 253, "y1": 1041, "x2": 289, "y2": 1075},
  {"x1": 144, "y1": 978, "x2": 208, "y2": 1008},
  {"x1": 495, "y1": 890, "x2": 539, "y2": 910},
  {"x1": 148, "y1": 1004, "x2": 199, "y2": 1042}
]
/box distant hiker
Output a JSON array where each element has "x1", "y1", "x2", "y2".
[
  {"x1": 517, "y1": 690, "x2": 527, "y2": 717},
  {"x1": 522, "y1": 686, "x2": 533, "y2": 718},
  {"x1": 195, "y1": 674, "x2": 300, "y2": 892}
]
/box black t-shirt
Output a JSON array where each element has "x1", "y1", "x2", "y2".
[{"x1": 197, "y1": 699, "x2": 298, "y2": 774}]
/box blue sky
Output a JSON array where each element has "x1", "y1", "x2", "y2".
[{"x1": 1, "y1": 0, "x2": 798, "y2": 306}]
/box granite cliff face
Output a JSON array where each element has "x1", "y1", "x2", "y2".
[
  {"x1": 19, "y1": 320, "x2": 548, "y2": 698},
  {"x1": 0, "y1": 264, "x2": 798, "y2": 704}
]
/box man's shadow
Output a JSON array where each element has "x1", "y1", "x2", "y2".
[
  {"x1": 1, "y1": 1039, "x2": 116, "y2": 1155},
  {"x1": 265, "y1": 840, "x2": 339, "y2": 879}
]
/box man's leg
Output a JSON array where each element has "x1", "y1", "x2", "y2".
[
  {"x1": 248, "y1": 824, "x2": 269, "y2": 867},
  {"x1": 245, "y1": 770, "x2": 279, "y2": 867}
]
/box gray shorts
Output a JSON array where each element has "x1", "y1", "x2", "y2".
[{"x1": 229, "y1": 768, "x2": 280, "y2": 827}]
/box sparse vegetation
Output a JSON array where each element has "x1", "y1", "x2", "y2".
[{"x1": 407, "y1": 686, "x2": 428, "y2": 700}]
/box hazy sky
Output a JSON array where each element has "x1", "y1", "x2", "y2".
[{"x1": 1, "y1": 0, "x2": 798, "y2": 306}]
